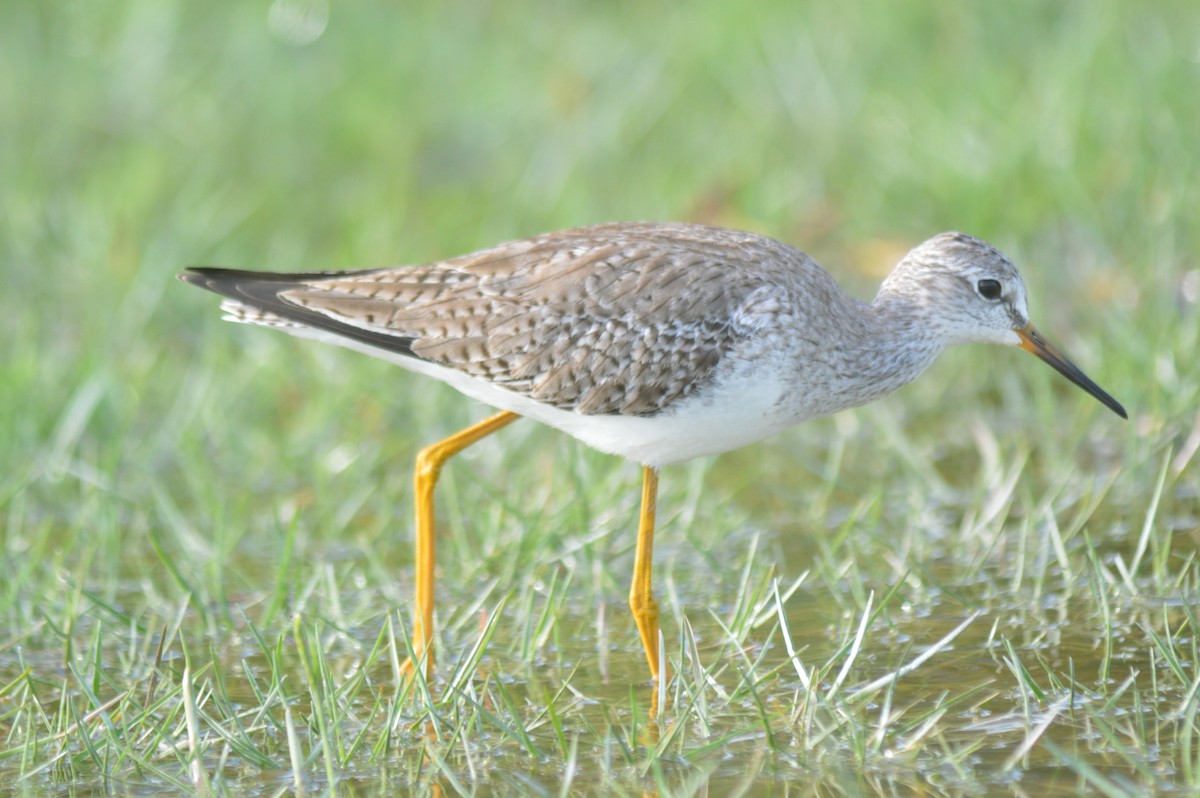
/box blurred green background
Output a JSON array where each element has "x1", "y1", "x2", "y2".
[{"x1": 1, "y1": 0, "x2": 1198, "y2": 794}]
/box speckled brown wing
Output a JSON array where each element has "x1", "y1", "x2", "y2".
[{"x1": 186, "y1": 223, "x2": 793, "y2": 416}]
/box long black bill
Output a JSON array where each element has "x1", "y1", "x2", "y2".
[{"x1": 1016, "y1": 324, "x2": 1127, "y2": 419}]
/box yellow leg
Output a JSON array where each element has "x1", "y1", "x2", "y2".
[
  {"x1": 406, "y1": 410, "x2": 519, "y2": 679},
  {"x1": 629, "y1": 465, "x2": 667, "y2": 684}
]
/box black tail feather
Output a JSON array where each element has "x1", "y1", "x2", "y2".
[{"x1": 179, "y1": 267, "x2": 417, "y2": 358}]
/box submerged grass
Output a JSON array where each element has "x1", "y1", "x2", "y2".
[{"x1": 2, "y1": 0, "x2": 1200, "y2": 794}]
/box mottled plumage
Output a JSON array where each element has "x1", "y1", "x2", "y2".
[
  {"x1": 192, "y1": 224, "x2": 814, "y2": 415},
  {"x1": 182, "y1": 222, "x2": 1125, "y2": 467}
]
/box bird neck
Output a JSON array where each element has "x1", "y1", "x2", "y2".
[{"x1": 838, "y1": 296, "x2": 947, "y2": 404}]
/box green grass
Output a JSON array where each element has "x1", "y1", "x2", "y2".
[{"x1": 2, "y1": 0, "x2": 1199, "y2": 794}]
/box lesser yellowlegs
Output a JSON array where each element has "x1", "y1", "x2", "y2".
[{"x1": 181, "y1": 222, "x2": 1127, "y2": 683}]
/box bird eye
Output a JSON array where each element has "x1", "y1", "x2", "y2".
[{"x1": 976, "y1": 279, "x2": 1002, "y2": 300}]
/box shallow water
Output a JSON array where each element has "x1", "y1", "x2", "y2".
[{"x1": 4, "y1": 507, "x2": 1192, "y2": 796}]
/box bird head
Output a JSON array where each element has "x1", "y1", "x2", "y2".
[{"x1": 878, "y1": 232, "x2": 1127, "y2": 419}]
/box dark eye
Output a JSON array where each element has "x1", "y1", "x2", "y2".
[{"x1": 977, "y1": 279, "x2": 1002, "y2": 300}]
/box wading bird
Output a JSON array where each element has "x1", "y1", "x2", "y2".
[{"x1": 182, "y1": 222, "x2": 1127, "y2": 685}]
